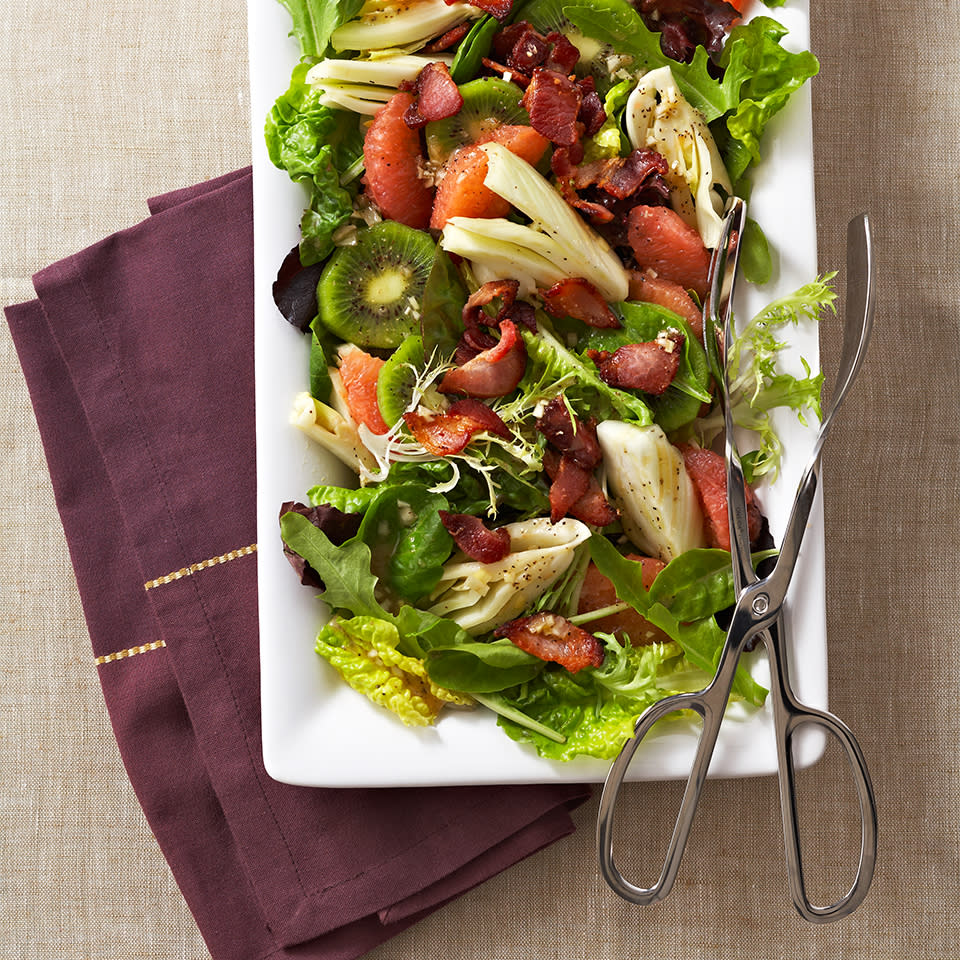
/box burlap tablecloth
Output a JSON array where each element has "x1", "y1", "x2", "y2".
[{"x1": 1, "y1": 1, "x2": 955, "y2": 957}]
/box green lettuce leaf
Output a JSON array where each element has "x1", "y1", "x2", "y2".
[
  {"x1": 315, "y1": 615, "x2": 470, "y2": 725},
  {"x1": 265, "y1": 61, "x2": 364, "y2": 264},
  {"x1": 727, "y1": 274, "x2": 835, "y2": 480},
  {"x1": 496, "y1": 637, "x2": 707, "y2": 760},
  {"x1": 357, "y1": 483, "x2": 452, "y2": 604},
  {"x1": 278, "y1": 0, "x2": 365, "y2": 58},
  {"x1": 718, "y1": 17, "x2": 820, "y2": 180}
]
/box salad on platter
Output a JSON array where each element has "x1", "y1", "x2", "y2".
[{"x1": 264, "y1": 0, "x2": 834, "y2": 763}]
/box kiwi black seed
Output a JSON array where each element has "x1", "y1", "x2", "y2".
[
  {"x1": 425, "y1": 77, "x2": 530, "y2": 164},
  {"x1": 317, "y1": 222, "x2": 435, "y2": 350},
  {"x1": 520, "y1": 0, "x2": 627, "y2": 92}
]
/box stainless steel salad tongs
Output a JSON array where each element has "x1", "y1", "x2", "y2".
[{"x1": 596, "y1": 199, "x2": 878, "y2": 921}]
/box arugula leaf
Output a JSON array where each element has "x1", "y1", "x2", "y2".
[
  {"x1": 280, "y1": 511, "x2": 383, "y2": 618},
  {"x1": 644, "y1": 603, "x2": 767, "y2": 705},
  {"x1": 649, "y1": 547, "x2": 777, "y2": 621},
  {"x1": 586, "y1": 536, "x2": 767, "y2": 706},
  {"x1": 426, "y1": 641, "x2": 544, "y2": 693},
  {"x1": 740, "y1": 216, "x2": 773, "y2": 285},
  {"x1": 278, "y1": 0, "x2": 365, "y2": 58}
]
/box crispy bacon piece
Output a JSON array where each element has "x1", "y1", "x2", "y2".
[
  {"x1": 446, "y1": 0, "x2": 512, "y2": 20},
  {"x1": 452, "y1": 278, "x2": 533, "y2": 365},
  {"x1": 495, "y1": 612, "x2": 605, "y2": 672},
  {"x1": 424, "y1": 21, "x2": 472, "y2": 53},
  {"x1": 403, "y1": 61, "x2": 464, "y2": 129},
  {"x1": 404, "y1": 398, "x2": 510, "y2": 456},
  {"x1": 577, "y1": 77, "x2": 606, "y2": 136},
  {"x1": 535, "y1": 395, "x2": 601, "y2": 470},
  {"x1": 544, "y1": 31, "x2": 580, "y2": 73},
  {"x1": 539, "y1": 277, "x2": 621, "y2": 329},
  {"x1": 587, "y1": 332, "x2": 685, "y2": 395},
  {"x1": 492, "y1": 22, "x2": 582, "y2": 77},
  {"x1": 543, "y1": 449, "x2": 618, "y2": 526},
  {"x1": 546, "y1": 454, "x2": 590, "y2": 524},
  {"x1": 439, "y1": 319, "x2": 527, "y2": 398},
  {"x1": 439, "y1": 511, "x2": 511, "y2": 563},
  {"x1": 521, "y1": 68, "x2": 582, "y2": 147}
]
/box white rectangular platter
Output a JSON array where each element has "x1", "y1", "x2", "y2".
[{"x1": 248, "y1": 0, "x2": 827, "y2": 787}]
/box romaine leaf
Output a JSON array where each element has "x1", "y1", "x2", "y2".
[
  {"x1": 315, "y1": 615, "x2": 470, "y2": 726},
  {"x1": 265, "y1": 61, "x2": 365, "y2": 264},
  {"x1": 307, "y1": 483, "x2": 379, "y2": 513},
  {"x1": 718, "y1": 17, "x2": 820, "y2": 177}
]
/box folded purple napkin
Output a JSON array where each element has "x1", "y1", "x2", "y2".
[{"x1": 6, "y1": 168, "x2": 589, "y2": 959}]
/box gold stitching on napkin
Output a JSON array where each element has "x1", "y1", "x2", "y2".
[
  {"x1": 142, "y1": 543, "x2": 258, "y2": 591},
  {"x1": 95, "y1": 640, "x2": 167, "y2": 665}
]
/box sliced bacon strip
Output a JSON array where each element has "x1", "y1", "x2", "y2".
[
  {"x1": 587, "y1": 332, "x2": 684, "y2": 396},
  {"x1": 453, "y1": 278, "x2": 533, "y2": 365},
  {"x1": 539, "y1": 277, "x2": 620, "y2": 329},
  {"x1": 424, "y1": 21, "x2": 472, "y2": 53},
  {"x1": 439, "y1": 511, "x2": 511, "y2": 563},
  {"x1": 543, "y1": 448, "x2": 618, "y2": 526},
  {"x1": 404, "y1": 398, "x2": 510, "y2": 456},
  {"x1": 440, "y1": 319, "x2": 527, "y2": 398},
  {"x1": 481, "y1": 57, "x2": 531, "y2": 88},
  {"x1": 535, "y1": 395, "x2": 601, "y2": 470},
  {"x1": 403, "y1": 61, "x2": 464, "y2": 129},
  {"x1": 521, "y1": 68, "x2": 582, "y2": 147},
  {"x1": 547, "y1": 454, "x2": 591, "y2": 524},
  {"x1": 495, "y1": 612, "x2": 605, "y2": 672}
]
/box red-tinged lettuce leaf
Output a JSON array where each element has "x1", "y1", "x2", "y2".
[{"x1": 279, "y1": 501, "x2": 364, "y2": 590}]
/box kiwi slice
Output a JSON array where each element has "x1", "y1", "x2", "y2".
[
  {"x1": 520, "y1": 0, "x2": 625, "y2": 92},
  {"x1": 317, "y1": 222, "x2": 435, "y2": 350},
  {"x1": 425, "y1": 77, "x2": 530, "y2": 164},
  {"x1": 377, "y1": 334, "x2": 425, "y2": 428}
]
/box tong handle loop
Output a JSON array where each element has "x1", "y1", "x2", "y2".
[
  {"x1": 596, "y1": 631, "x2": 749, "y2": 904},
  {"x1": 765, "y1": 632, "x2": 878, "y2": 921}
]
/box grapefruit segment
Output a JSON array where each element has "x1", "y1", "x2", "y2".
[
  {"x1": 576, "y1": 555, "x2": 670, "y2": 646},
  {"x1": 628, "y1": 269, "x2": 704, "y2": 342},
  {"x1": 430, "y1": 124, "x2": 551, "y2": 230},
  {"x1": 338, "y1": 345, "x2": 390, "y2": 436},
  {"x1": 364, "y1": 92, "x2": 434, "y2": 230},
  {"x1": 678, "y1": 444, "x2": 763, "y2": 550},
  {"x1": 627, "y1": 205, "x2": 712, "y2": 300}
]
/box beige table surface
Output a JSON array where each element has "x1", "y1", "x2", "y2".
[{"x1": 1, "y1": 1, "x2": 957, "y2": 957}]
